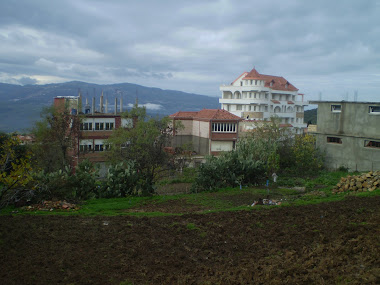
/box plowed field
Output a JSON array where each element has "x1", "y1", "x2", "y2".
[{"x1": 1, "y1": 196, "x2": 379, "y2": 284}]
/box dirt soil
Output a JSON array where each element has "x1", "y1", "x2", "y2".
[{"x1": 1, "y1": 196, "x2": 379, "y2": 285}]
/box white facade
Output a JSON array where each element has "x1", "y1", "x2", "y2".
[{"x1": 219, "y1": 69, "x2": 308, "y2": 133}]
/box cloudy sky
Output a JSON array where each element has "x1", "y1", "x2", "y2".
[{"x1": 1, "y1": 0, "x2": 379, "y2": 103}]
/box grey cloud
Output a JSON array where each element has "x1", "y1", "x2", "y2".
[
  {"x1": 18, "y1": 76, "x2": 38, "y2": 85},
  {"x1": 0, "y1": 0, "x2": 379, "y2": 101}
]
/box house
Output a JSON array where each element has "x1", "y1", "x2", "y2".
[
  {"x1": 53, "y1": 94, "x2": 133, "y2": 174},
  {"x1": 169, "y1": 109, "x2": 242, "y2": 156},
  {"x1": 219, "y1": 68, "x2": 308, "y2": 134},
  {"x1": 308, "y1": 101, "x2": 380, "y2": 171}
]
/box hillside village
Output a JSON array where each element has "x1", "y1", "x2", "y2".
[{"x1": 18, "y1": 67, "x2": 379, "y2": 173}]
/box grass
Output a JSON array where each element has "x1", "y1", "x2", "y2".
[{"x1": 1, "y1": 171, "x2": 379, "y2": 217}]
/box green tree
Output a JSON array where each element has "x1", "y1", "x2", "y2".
[
  {"x1": 107, "y1": 105, "x2": 175, "y2": 195},
  {"x1": 238, "y1": 117, "x2": 290, "y2": 175},
  {"x1": 0, "y1": 134, "x2": 34, "y2": 207},
  {"x1": 292, "y1": 134, "x2": 324, "y2": 174},
  {"x1": 31, "y1": 106, "x2": 81, "y2": 173}
]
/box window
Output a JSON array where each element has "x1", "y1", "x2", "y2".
[
  {"x1": 105, "y1": 122, "x2": 114, "y2": 130},
  {"x1": 236, "y1": 105, "x2": 242, "y2": 111},
  {"x1": 265, "y1": 106, "x2": 268, "y2": 112},
  {"x1": 95, "y1": 122, "x2": 104, "y2": 130},
  {"x1": 80, "y1": 122, "x2": 92, "y2": 131},
  {"x1": 327, "y1": 137, "x2": 342, "y2": 144},
  {"x1": 240, "y1": 81, "x2": 243, "y2": 86},
  {"x1": 365, "y1": 140, "x2": 380, "y2": 148},
  {"x1": 79, "y1": 145, "x2": 92, "y2": 152},
  {"x1": 250, "y1": 80, "x2": 253, "y2": 85},
  {"x1": 212, "y1": 123, "x2": 236, "y2": 133},
  {"x1": 331, "y1": 105, "x2": 341, "y2": 113},
  {"x1": 94, "y1": 144, "x2": 104, "y2": 151},
  {"x1": 369, "y1": 106, "x2": 380, "y2": 114}
]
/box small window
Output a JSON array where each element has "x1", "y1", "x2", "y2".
[
  {"x1": 236, "y1": 105, "x2": 242, "y2": 111},
  {"x1": 331, "y1": 105, "x2": 341, "y2": 113},
  {"x1": 80, "y1": 122, "x2": 92, "y2": 131},
  {"x1": 105, "y1": 122, "x2": 114, "y2": 130},
  {"x1": 369, "y1": 106, "x2": 380, "y2": 114},
  {"x1": 365, "y1": 140, "x2": 380, "y2": 148},
  {"x1": 327, "y1": 137, "x2": 342, "y2": 144},
  {"x1": 79, "y1": 145, "x2": 92, "y2": 152},
  {"x1": 94, "y1": 144, "x2": 104, "y2": 152},
  {"x1": 240, "y1": 81, "x2": 243, "y2": 86},
  {"x1": 95, "y1": 122, "x2": 104, "y2": 130}
]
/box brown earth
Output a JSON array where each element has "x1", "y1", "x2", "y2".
[{"x1": 1, "y1": 196, "x2": 379, "y2": 285}]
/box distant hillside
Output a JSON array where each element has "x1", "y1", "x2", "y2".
[
  {"x1": 0, "y1": 82, "x2": 219, "y2": 133},
  {"x1": 304, "y1": 108, "x2": 317, "y2": 124}
]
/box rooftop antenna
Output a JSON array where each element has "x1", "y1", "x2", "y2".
[{"x1": 354, "y1": 90, "x2": 358, "y2": 102}]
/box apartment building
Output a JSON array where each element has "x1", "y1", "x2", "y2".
[
  {"x1": 53, "y1": 95, "x2": 133, "y2": 172},
  {"x1": 219, "y1": 68, "x2": 308, "y2": 134},
  {"x1": 169, "y1": 109, "x2": 242, "y2": 156},
  {"x1": 309, "y1": 101, "x2": 380, "y2": 171}
]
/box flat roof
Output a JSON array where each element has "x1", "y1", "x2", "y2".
[{"x1": 309, "y1": 100, "x2": 380, "y2": 104}]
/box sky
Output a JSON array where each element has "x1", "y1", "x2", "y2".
[{"x1": 1, "y1": 0, "x2": 380, "y2": 104}]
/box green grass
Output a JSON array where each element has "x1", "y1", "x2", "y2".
[{"x1": 1, "y1": 171, "x2": 379, "y2": 217}]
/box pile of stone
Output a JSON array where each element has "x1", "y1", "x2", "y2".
[
  {"x1": 332, "y1": 171, "x2": 380, "y2": 194},
  {"x1": 23, "y1": 200, "x2": 79, "y2": 211}
]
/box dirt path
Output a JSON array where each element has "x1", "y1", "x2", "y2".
[{"x1": 1, "y1": 196, "x2": 379, "y2": 284}]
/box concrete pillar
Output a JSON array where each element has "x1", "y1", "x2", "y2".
[
  {"x1": 100, "y1": 91, "x2": 104, "y2": 113},
  {"x1": 92, "y1": 97, "x2": 95, "y2": 115},
  {"x1": 114, "y1": 98, "x2": 117, "y2": 115},
  {"x1": 120, "y1": 97, "x2": 123, "y2": 113}
]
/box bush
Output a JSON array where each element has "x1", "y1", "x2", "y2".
[
  {"x1": 192, "y1": 150, "x2": 266, "y2": 192},
  {"x1": 32, "y1": 168, "x2": 73, "y2": 201},
  {"x1": 99, "y1": 161, "x2": 139, "y2": 198},
  {"x1": 31, "y1": 160, "x2": 99, "y2": 202},
  {"x1": 69, "y1": 160, "x2": 99, "y2": 200}
]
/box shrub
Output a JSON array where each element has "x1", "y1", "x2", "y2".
[
  {"x1": 100, "y1": 161, "x2": 139, "y2": 198},
  {"x1": 192, "y1": 150, "x2": 266, "y2": 192},
  {"x1": 69, "y1": 160, "x2": 98, "y2": 200}
]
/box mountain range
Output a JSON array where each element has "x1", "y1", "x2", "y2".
[{"x1": 0, "y1": 81, "x2": 220, "y2": 133}]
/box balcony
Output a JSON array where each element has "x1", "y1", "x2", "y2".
[
  {"x1": 220, "y1": 85, "x2": 268, "y2": 93},
  {"x1": 219, "y1": 98, "x2": 269, "y2": 105}
]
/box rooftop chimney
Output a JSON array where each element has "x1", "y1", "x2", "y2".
[
  {"x1": 105, "y1": 98, "x2": 108, "y2": 113},
  {"x1": 120, "y1": 97, "x2": 123, "y2": 113},
  {"x1": 114, "y1": 98, "x2": 117, "y2": 115}
]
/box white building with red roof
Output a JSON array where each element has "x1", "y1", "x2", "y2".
[
  {"x1": 219, "y1": 68, "x2": 308, "y2": 133},
  {"x1": 169, "y1": 109, "x2": 242, "y2": 156}
]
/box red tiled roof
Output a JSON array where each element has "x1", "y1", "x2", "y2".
[
  {"x1": 194, "y1": 109, "x2": 241, "y2": 120},
  {"x1": 169, "y1": 109, "x2": 241, "y2": 121},
  {"x1": 236, "y1": 68, "x2": 298, "y2": 92},
  {"x1": 287, "y1": 101, "x2": 294, "y2": 104},
  {"x1": 169, "y1": 111, "x2": 198, "y2": 119},
  {"x1": 271, "y1": 100, "x2": 281, "y2": 104},
  {"x1": 243, "y1": 68, "x2": 262, "y2": 80},
  {"x1": 260, "y1": 74, "x2": 298, "y2": 91}
]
